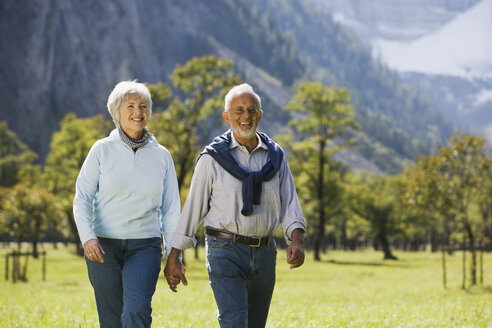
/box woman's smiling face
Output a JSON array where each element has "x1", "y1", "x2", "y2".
[{"x1": 118, "y1": 95, "x2": 149, "y2": 139}]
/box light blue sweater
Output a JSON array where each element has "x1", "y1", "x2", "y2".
[{"x1": 73, "y1": 129, "x2": 180, "y2": 257}]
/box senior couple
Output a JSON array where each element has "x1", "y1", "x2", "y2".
[{"x1": 73, "y1": 80, "x2": 306, "y2": 328}]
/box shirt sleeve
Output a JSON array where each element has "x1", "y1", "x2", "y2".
[
  {"x1": 279, "y1": 157, "x2": 306, "y2": 243},
  {"x1": 160, "y1": 150, "x2": 181, "y2": 258},
  {"x1": 170, "y1": 155, "x2": 214, "y2": 250},
  {"x1": 73, "y1": 142, "x2": 100, "y2": 246}
]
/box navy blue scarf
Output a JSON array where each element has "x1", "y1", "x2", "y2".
[{"x1": 201, "y1": 130, "x2": 284, "y2": 216}]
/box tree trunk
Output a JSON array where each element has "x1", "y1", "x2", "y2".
[
  {"x1": 314, "y1": 140, "x2": 326, "y2": 261},
  {"x1": 177, "y1": 151, "x2": 192, "y2": 194},
  {"x1": 32, "y1": 216, "x2": 42, "y2": 259},
  {"x1": 341, "y1": 219, "x2": 347, "y2": 250},
  {"x1": 465, "y1": 223, "x2": 476, "y2": 285},
  {"x1": 430, "y1": 227, "x2": 439, "y2": 252},
  {"x1": 378, "y1": 221, "x2": 397, "y2": 260},
  {"x1": 66, "y1": 209, "x2": 83, "y2": 255}
]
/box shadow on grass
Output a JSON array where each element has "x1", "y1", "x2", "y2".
[
  {"x1": 481, "y1": 286, "x2": 492, "y2": 293},
  {"x1": 323, "y1": 259, "x2": 383, "y2": 266},
  {"x1": 323, "y1": 259, "x2": 411, "y2": 268}
]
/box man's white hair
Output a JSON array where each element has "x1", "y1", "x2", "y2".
[
  {"x1": 107, "y1": 80, "x2": 153, "y2": 128},
  {"x1": 224, "y1": 83, "x2": 262, "y2": 112}
]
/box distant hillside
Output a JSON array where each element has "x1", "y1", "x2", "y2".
[
  {"x1": 307, "y1": 0, "x2": 492, "y2": 145},
  {"x1": 0, "y1": 0, "x2": 455, "y2": 173}
]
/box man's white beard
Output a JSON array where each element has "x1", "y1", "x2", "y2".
[{"x1": 232, "y1": 125, "x2": 257, "y2": 139}]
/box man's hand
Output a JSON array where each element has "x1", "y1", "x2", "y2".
[
  {"x1": 164, "y1": 247, "x2": 187, "y2": 292},
  {"x1": 286, "y1": 228, "x2": 305, "y2": 269}
]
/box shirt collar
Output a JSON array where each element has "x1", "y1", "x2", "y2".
[{"x1": 229, "y1": 131, "x2": 267, "y2": 152}]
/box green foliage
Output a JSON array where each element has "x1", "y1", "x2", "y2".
[
  {"x1": 0, "y1": 183, "x2": 62, "y2": 252},
  {"x1": 0, "y1": 121, "x2": 37, "y2": 187},
  {"x1": 346, "y1": 174, "x2": 408, "y2": 259},
  {"x1": 279, "y1": 135, "x2": 347, "y2": 231},
  {"x1": 286, "y1": 82, "x2": 359, "y2": 141},
  {"x1": 146, "y1": 82, "x2": 172, "y2": 110},
  {"x1": 405, "y1": 133, "x2": 491, "y2": 243},
  {"x1": 404, "y1": 133, "x2": 492, "y2": 284}
]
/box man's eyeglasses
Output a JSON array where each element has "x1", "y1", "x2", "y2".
[{"x1": 230, "y1": 107, "x2": 260, "y2": 116}]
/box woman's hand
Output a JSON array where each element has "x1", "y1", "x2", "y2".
[
  {"x1": 83, "y1": 239, "x2": 105, "y2": 263},
  {"x1": 164, "y1": 248, "x2": 187, "y2": 292}
]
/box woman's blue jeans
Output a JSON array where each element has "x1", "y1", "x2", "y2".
[
  {"x1": 205, "y1": 235, "x2": 277, "y2": 328},
  {"x1": 85, "y1": 237, "x2": 162, "y2": 328}
]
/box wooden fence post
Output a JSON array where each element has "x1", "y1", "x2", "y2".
[
  {"x1": 479, "y1": 248, "x2": 483, "y2": 286},
  {"x1": 462, "y1": 248, "x2": 466, "y2": 290},
  {"x1": 441, "y1": 248, "x2": 447, "y2": 289},
  {"x1": 12, "y1": 251, "x2": 17, "y2": 283},
  {"x1": 5, "y1": 254, "x2": 9, "y2": 281},
  {"x1": 42, "y1": 251, "x2": 46, "y2": 281}
]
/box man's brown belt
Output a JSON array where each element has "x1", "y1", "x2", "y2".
[{"x1": 205, "y1": 227, "x2": 272, "y2": 247}]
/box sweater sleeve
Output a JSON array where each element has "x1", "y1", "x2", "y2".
[
  {"x1": 160, "y1": 149, "x2": 181, "y2": 258},
  {"x1": 73, "y1": 142, "x2": 101, "y2": 245}
]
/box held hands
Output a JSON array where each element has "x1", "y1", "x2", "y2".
[
  {"x1": 164, "y1": 248, "x2": 187, "y2": 292},
  {"x1": 286, "y1": 228, "x2": 305, "y2": 269},
  {"x1": 83, "y1": 239, "x2": 105, "y2": 263}
]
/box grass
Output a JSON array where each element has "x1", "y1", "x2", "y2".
[{"x1": 0, "y1": 245, "x2": 491, "y2": 327}]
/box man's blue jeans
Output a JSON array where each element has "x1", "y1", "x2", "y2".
[
  {"x1": 85, "y1": 237, "x2": 162, "y2": 328},
  {"x1": 205, "y1": 235, "x2": 277, "y2": 328}
]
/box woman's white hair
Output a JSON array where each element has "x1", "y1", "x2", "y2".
[
  {"x1": 224, "y1": 83, "x2": 262, "y2": 112},
  {"x1": 107, "y1": 80, "x2": 153, "y2": 128}
]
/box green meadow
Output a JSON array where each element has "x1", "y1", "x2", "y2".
[{"x1": 0, "y1": 245, "x2": 491, "y2": 327}]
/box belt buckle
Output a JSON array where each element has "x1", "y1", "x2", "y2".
[{"x1": 251, "y1": 237, "x2": 261, "y2": 247}]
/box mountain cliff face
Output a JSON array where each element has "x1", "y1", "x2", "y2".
[{"x1": 0, "y1": 0, "x2": 302, "y2": 158}]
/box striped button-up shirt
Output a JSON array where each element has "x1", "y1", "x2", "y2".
[{"x1": 170, "y1": 133, "x2": 306, "y2": 250}]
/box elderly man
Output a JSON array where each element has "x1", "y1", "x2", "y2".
[{"x1": 164, "y1": 83, "x2": 306, "y2": 328}]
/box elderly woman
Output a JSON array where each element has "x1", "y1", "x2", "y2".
[{"x1": 73, "y1": 80, "x2": 180, "y2": 328}]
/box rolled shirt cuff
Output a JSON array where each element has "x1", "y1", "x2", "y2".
[
  {"x1": 285, "y1": 221, "x2": 306, "y2": 244},
  {"x1": 170, "y1": 233, "x2": 196, "y2": 250}
]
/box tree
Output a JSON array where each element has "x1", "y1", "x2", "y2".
[
  {"x1": 0, "y1": 121, "x2": 37, "y2": 187},
  {"x1": 43, "y1": 113, "x2": 112, "y2": 254},
  {"x1": 403, "y1": 154, "x2": 455, "y2": 252},
  {"x1": 404, "y1": 133, "x2": 490, "y2": 285},
  {"x1": 475, "y1": 154, "x2": 492, "y2": 245},
  {"x1": 437, "y1": 134, "x2": 487, "y2": 285},
  {"x1": 285, "y1": 81, "x2": 359, "y2": 261},
  {"x1": 347, "y1": 174, "x2": 404, "y2": 260},
  {"x1": 0, "y1": 183, "x2": 61, "y2": 257}
]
